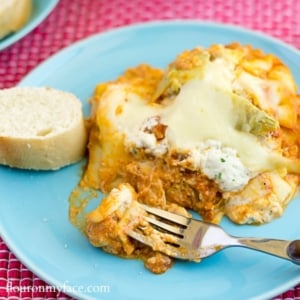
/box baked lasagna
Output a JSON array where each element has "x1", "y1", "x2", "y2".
[{"x1": 70, "y1": 43, "x2": 300, "y2": 273}]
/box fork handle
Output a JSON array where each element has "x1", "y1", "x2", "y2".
[{"x1": 237, "y1": 238, "x2": 300, "y2": 264}]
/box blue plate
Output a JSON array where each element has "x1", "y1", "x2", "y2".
[
  {"x1": 1, "y1": 21, "x2": 300, "y2": 300},
  {"x1": 0, "y1": 0, "x2": 59, "y2": 51}
]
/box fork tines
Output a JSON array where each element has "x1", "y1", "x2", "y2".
[
  {"x1": 140, "y1": 204, "x2": 191, "y2": 236},
  {"x1": 127, "y1": 204, "x2": 200, "y2": 261},
  {"x1": 141, "y1": 204, "x2": 190, "y2": 225}
]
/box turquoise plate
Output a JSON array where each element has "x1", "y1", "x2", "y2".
[
  {"x1": 1, "y1": 21, "x2": 300, "y2": 300},
  {"x1": 0, "y1": 0, "x2": 59, "y2": 51}
]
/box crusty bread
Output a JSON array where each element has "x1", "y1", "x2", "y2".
[
  {"x1": 0, "y1": 0, "x2": 32, "y2": 39},
  {"x1": 0, "y1": 87, "x2": 87, "y2": 170}
]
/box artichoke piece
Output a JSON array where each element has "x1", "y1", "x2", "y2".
[
  {"x1": 153, "y1": 47, "x2": 278, "y2": 136},
  {"x1": 153, "y1": 49, "x2": 210, "y2": 101},
  {"x1": 232, "y1": 93, "x2": 279, "y2": 135}
]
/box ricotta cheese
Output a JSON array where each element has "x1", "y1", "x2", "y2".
[
  {"x1": 189, "y1": 140, "x2": 251, "y2": 191},
  {"x1": 125, "y1": 116, "x2": 168, "y2": 156}
]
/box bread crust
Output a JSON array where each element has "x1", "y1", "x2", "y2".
[
  {"x1": 0, "y1": 120, "x2": 87, "y2": 170},
  {"x1": 0, "y1": 0, "x2": 32, "y2": 39},
  {"x1": 0, "y1": 87, "x2": 88, "y2": 170}
]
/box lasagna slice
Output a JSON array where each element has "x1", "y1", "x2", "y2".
[{"x1": 70, "y1": 43, "x2": 300, "y2": 272}]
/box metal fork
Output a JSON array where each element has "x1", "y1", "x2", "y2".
[{"x1": 127, "y1": 204, "x2": 300, "y2": 264}]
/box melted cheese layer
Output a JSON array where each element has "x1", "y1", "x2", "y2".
[{"x1": 99, "y1": 79, "x2": 299, "y2": 175}]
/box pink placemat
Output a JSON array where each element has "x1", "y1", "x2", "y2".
[{"x1": 0, "y1": 0, "x2": 300, "y2": 299}]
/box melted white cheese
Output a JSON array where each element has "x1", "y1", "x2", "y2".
[
  {"x1": 99, "y1": 79, "x2": 297, "y2": 191},
  {"x1": 125, "y1": 116, "x2": 168, "y2": 156},
  {"x1": 234, "y1": 71, "x2": 281, "y2": 109},
  {"x1": 201, "y1": 57, "x2": 235, "y2": 91},
  {"x1": 110, "y1": 185, "x2": 133, "y2": 206}
]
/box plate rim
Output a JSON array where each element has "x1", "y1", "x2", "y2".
[
  {"x1": 1, "y1": 20, "x2": 300, "y2": 300},
  {"x1": 0, "y1": 0, "x2": 59, "y2": 51}
]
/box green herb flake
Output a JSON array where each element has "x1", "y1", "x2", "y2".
[
  {"x1": 216, "y1": 172, "x2": 222, "y2": 180},
  {"x1": 220, "y1": 158, "x2": 226, "y2": 163}
]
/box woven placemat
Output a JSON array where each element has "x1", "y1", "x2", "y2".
[{"x1": 0, "y1": 0, "x2": 300, "y2": 299}]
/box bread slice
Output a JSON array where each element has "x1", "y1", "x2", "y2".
[
  {"x1": 0, "y1": 0, "x2": 32, "y2": 39},
  {"x1": 0, "y1": 87, "x2": 87, "y2": 170}
]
